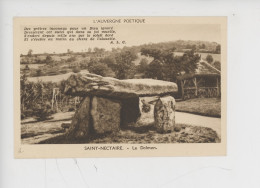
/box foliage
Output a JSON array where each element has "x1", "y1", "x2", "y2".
[
  {"x1": 31, "y1": 102, "x2": 54, "y2": 121},
  {"x1": 36, "y1": 69, "x2": 43, "y2": 76},
  {"x1": 100, "y1": 57, "x2": 117, "y2": 71},
  {"x1": 67, "y1": 56, "x2": 77, "y2": 62},
  {"x1": 137, "y1": 58, "x2": 149, "y2": 73},
  {"x1": 114, "y1": 50, "x2": 137, "y2": 79},
  {"x1": 93, "y1": 47, "x2": 105, "y2": 53},
  {"x1": 213, "y1": 61, "x2": 221, "y2": 70},
  {"x1": 27, "y1": 49, "x2": 33, "y2": 57},
  {"x1": 215, "y1": 45, "x2": 221, "y2": 54},
  {"x1": 141, "y1": 48, "x2": 201, "y2": 81},
  {"x1": 206, "y1": 54, "x2": 214, "y2": 64},
  {"x1": 45, "y1": 55, "x2": 53, "y2": 64},
  {"x1": 144, "y1": 60, "x2": 164, "y2": 79},
  {"x1": 20, "y1": 75, "x2": 57, "y2": 119},
  {"x1": 88, "y1": 62, "x2": 113, "y2": 77},
  {"x1": 79, "y1": 60, "x2": 89, "y2": 69},
  {"x1": 72, "y1": 66, "x2": 81, "y2": 73}
]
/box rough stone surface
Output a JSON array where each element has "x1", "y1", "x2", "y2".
[
  {"x1": 91, "y1": 96, "x2": 121, "y2": 134},
  {"x1": 66, "y1": 97, "x2": 91, "y2": 139},
  {"x1": 154, "y1": 96, "x2": 176, "y2": 133},
  {"x1": 64, "y1": 73, "x2": 178, "y2": 99}
]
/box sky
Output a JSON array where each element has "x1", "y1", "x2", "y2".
[{"x1": 20, "y1": 24, "x2": 221, "y2": 54}]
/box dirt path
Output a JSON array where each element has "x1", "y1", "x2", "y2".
[
  {"x1": 175, "y1": 111, "x2": 221, "y2": 137},
  {"x1": 21, "y1": 112, "x2": 74, "y2": 144}
]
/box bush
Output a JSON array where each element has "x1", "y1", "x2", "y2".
[
  {"x1": 72, "y1": 66, "x2": 81, "y2": 73},
  {"x1": 59, "y1": 69, "x2": 68, "y2": 74},
  {"x1": 32, "y1": 102, "x2": 54, "y2": 121},
  {"x1": 68, "y1": 107, "x2": 75, "y2": 112},
  {"x1": 21, "y1": 109, "x2": 34, "y2": 120},
  {"x1": 88, "y1": 62, "x2": 114, "y2": 77},
  {"x1": 67, "y1": 56, "x2": 77, "y2": 62}
]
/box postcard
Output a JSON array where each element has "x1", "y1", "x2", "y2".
[{"x1": 14, "y1": 17, "x2": 227, "y2": 158}]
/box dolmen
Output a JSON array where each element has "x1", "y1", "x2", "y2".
[{"x1": 63, "y1": 73, "x2": 178, "y2": 139}]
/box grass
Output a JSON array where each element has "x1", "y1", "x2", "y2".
[
  {"x1": 176, "y1": 98, "x2": 221, "y2": 117},
  {"x1": 38, "y1": 123, "x2": 220, "y2": 144},
  {"x1": 21, "y1": 112, "x2": 74, "y2": 144},
  {"x1": 174, "y1": 52, "x2": 221, "y2": 62}
]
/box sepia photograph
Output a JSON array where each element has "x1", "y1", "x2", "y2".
[
  {"x1": 3, "y1": 0, "x2": 260, "y2": 187},
  {"x1": 14, "y1": 17, "x2": 227, "y2": 157}
]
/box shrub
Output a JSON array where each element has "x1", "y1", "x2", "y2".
[
  {"x1": 32, "y1": 102, "x2": 54, "y2": 121},
  {"x1": 68, "y1": 107, "x2": 75, "y2": 112},
  {"x1": 67, "y1": 56, "x2": 77, "y2": 62},
  {"x1": 72, "y1": 66, "x2": 81, "y2": 73},
  {"x1": 59, "y1": 69, "x2": 68, "y2": 74},
  {"x1": 21, "y1": 109, "x2": 34, "y2": 120},
  {"x1": 88, "y1": 62, "x2": 113, "y2": 77}
]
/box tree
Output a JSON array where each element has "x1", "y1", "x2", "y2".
[
  {"x1": 100, "y1": 57, "x2": 116, "y2": 71},
  {"x1": 206, "y1": 54, "x2": 214, "y2": 64},
  {"x1": 137, "y1": 58, "x2": 149, "y2": 73},
  {"x1": 72, "y1": 66, "x2": 81, "y2": 73},
  {"x1": 114, "y1": 50, "x2": 137, "y2": 79},
  {"x1": 67, "y1": 49, "x2": 72, "y2": 54},
  {"x1": 191, "y1": 45, "x2": 197, "y2": 51},
  {"x1": 141, "y1": 48, "x2": 200, "y2": 81},
  {"x1": 213, "y1": 61, "x2": 221, "y2": 70},
  {"x1": 88, "y1": 48, "x2": 92, "y2": 53},
  {"x1": 24, "y1": 65, "x2": 30, "y2": 71},
  {"x1": 45, "y1": 55, "x2": 53, "y2": 64},
  {"x1": 36, "y1": 69, "x2": 43, "y2": 76},
  {"x1": 215, "y1": 45, "x2": 221, "y2": 54},
  {"x1": 198, "y1": 43, "x2": 206, "y2": 49},
  {"x1": 145, "y1": 60, "x2": 163, "y2": 79},
  {"x1": 27, "y1": 49, "x2": 33, "y2": 57},
  {"x1": 88, "y1": 63, "x2": 113, "y2": 77},
  {"x1": 94, "y1": 47, "x2": 105, "y2": 53}
]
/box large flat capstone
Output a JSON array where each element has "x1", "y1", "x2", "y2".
[{"x1": 64, "y1": 73, "x2": 178, "y2": 99}]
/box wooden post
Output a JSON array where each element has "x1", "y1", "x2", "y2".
[
  {"x1": 216, "y1": 77, "x2": 220, "y2": 97},
  {"x1": 193, "y1": 77, "x2": 198, "y2": 97},
  {"x1": 181, "y1": 80, "x2": 184, "y2": 99}
]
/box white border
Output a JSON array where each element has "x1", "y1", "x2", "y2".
[{"x1": 1, "y1": 0, "x2": 260, "y2": 188}]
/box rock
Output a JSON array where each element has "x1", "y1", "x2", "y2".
[
  {"x1": 154, "y1": 96, "x2": 176, "y2": 133},
  {"x1": 91, "y1": 96, "x2": 121, "y2": 134},
  {"x1": 61, "y1": 123, "x2": 70, "y2": 131},
  {"x1": 141, "y1": 99, "x2": 151, "y2": 113},
  {"x1": 64, "y1": 73, "x2": 178, "y2": 99},
  {"x1": 66, "y1": 97, "x2": 91, "y2": 139},
  {"x1": 174, "y1": 125, "x2": 181, "y2": 132}
]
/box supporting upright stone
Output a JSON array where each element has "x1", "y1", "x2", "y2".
[
  {"x1": 91, "y1": 96, "x2": 121, "y2": 134},
  {"x1": 154, "y1": 96, "x2": 176, "y2": 133},
  {"x1": 66, "y1": 97, "x2": 91, "y2": 139}
]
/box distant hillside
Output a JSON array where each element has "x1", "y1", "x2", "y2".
[
  {"x1": 123, "y1": 40, "x2": 221, "y2": 54},
  {"x1": 20, "y1": 40, "x2": 221, "y2": 80}
]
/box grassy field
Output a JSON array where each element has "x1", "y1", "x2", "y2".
[
  {"x1": 21, "y1": 112, "x2": 74, "y2": 144},
  {"x1": 174, "y1": 52, "x2": 221, "y2": 62},
  {"x1": 27, "y1": 69, "x2": 89, "y2": 82},
  {"x1": 176, "y1": 98, "x2": 221, "y2": 117},
  {"x1": 39, "y1": 123, "x2": 220, "y2": 144},
  {"x1": 21, "y1": 97, "x2": 220, "y2": 144}
]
